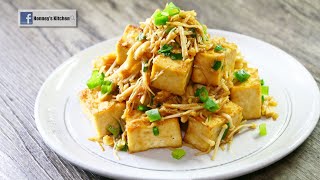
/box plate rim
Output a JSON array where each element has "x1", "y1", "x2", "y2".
[{"x1": 34, "y1": 29, "x2": 320, "y2": 179}]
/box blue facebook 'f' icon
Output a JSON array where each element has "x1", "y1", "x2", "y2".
[{"x1": 20, "y1": 12, "x2": 33, "y2": 25}]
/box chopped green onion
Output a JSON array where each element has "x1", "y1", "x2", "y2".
[
  {"x1": 190, "y1": 28, "x2": 197, "y2": 38},
  {"x1": 143, "y1": 66, "x2": 148, "y2": 72},
  {"x1": 261, "y1": 95, "x2": 265, "y2": 103},
  {"x1": 163, "y1": 2, "x2": 180, "y2": 16},
  {"x1": 259, "y1": 123, "x2": 267, "y2": 136},
  {"x1": 203, "y1": 35, "x2": 208, "y2": 41},
  {"x1": 158, "y1": 44, "x2": 173, "y2": 53},
  {"x1": 153, "y1": 3, "x2": 180, "y2": 26},
  {"x1": 101, "y1": 80, "x2": 113, "y2": 94},
  {"x1": 201, "y1": 24, "x2": 208, "y2": 41},
  {"x1": 116, "y1": 139, "x2": 127, "y2": 151},
  {"x1": 155, "y1": 15, "x2": 168, "y2": 26},
  {"x1": 212, "y1": 61, "x2": 222, "y2": 71},
  {"x1": 152, "y1": 126, "x2": 159, "y2": 136},
  {"x1": 261, "y1": 86, "x2": 269, "y2": 95},
  {"x1": 146, "y1": 109, "x2": 162, "y2": 122},
  {"x1": 153, "y1": 10, "x2": 168, "y2": 26},
  {"x1": 260, "y1": 79, "x2": 265, "y2": 86},
  {"x1": 171, "y1": 148, "x2": 186, "y2": 160},
  {"x1": 137, "y1": 104, "x2": 150, "y2": 112},
  {"x1": 163, "y1": 52, "x2": 171, "y2": 56},
  {"x1": 161, "y1": 11, "x2": 169, "y2": 16},
  {"x1": 202, "y1": 24, "x2": 207, "y2": 34},
  {"x1": 195, "y1": 87, "x2": 208, "y2": 102},
  {"x1": 222, "y1": 122, "x2": 230, "y2": 139},
  {"x1": 194, "y1": 87, "x2": 202, "y2": 96},
  {"x1": 214, "y1": 44, "x2": 225, "y2": 52},
  {"x1": 143, "y1": 63, "x2": 148, "y2": 72},
  {"x1": 120, "y1": 144, "x2": 128, "y2": 151},
  {"x1": 86, "y1": 70, "x2": 105, "y2": 89},
  {"x1": 204, "y1": 98, "x2": 220, "y2": 112},
  {"x1": 234, "y1": 69, "x2": 250, "y2": 82},
  {"x1": 170, "y1": 53, "x2": 183, "y2": 60},
  {"x1": 158, "y1": 44, "x2": 182, "y2": 60},
  {"x1": 137, "y1": 32, "x2": 146, "y2": 41},
  {"x1": 108, "y1": 125, "x2": 120, "y2": 137}
]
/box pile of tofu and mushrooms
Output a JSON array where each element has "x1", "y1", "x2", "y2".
[{"x1": 79, "y1": 3, "x2": 277, "y2": 159}]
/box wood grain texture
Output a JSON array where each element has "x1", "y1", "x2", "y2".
[{"x1": 0, "y1": 0, "x2": 319, "y2": 179}]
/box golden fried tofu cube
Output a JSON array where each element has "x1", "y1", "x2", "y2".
[
  {"x1": 127, "y1": 118, "x2": 182, "y2": 153},
  {"x1": 231, "y1": 68, "x2": 261, "y2": 119},
  {"x1": 150, "y1": 55, "x2": 193, "y2": 95},
  {"x1": 79, "y1": 89, "x2": 125, "y2": 138},
  {"x1": 184, "y1": 116, "x2": 225, "y2": 152},
  {"x1": 192, "y1": 51, "x2": 224, "y2": 86},
  {"x1": 116, "y1": 25, "x2": 142, "y2": 65},
  {"x1": 192, "y1": 46, "x2": 236, "y2": 86},
  {"x1": 220, "y1": 101, "x2": 243, "y2": 127},
  {"x1": 184, "y1": 102, "x2": 242, "y2": 152},
  {"x1": 93, "y1": 52, "x2": 117, "y2": 70}
]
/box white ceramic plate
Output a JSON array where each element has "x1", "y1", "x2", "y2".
[{"x1": 35, "y1": 29, "x2": 320, "y2": 179}]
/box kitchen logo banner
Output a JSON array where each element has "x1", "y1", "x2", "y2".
[{"x1": 18, "y1": 9, "x2": 77, "y2": 27}]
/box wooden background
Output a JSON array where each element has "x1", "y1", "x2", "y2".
[{"x1": 0, "y1": 0, "x2": 319, "y2": 179}]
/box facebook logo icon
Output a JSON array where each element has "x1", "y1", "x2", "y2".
[{"x1": 20, "y1": 12, "x2": 33, "y2": 25}]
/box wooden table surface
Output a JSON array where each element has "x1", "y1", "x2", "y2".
[{"x1": 1, "y1": 0, "x2": 319, "y2": 179}]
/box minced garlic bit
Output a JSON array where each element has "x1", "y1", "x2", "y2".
[{"x1": 262, "y1": 95, "x2": 279, "y2": 120}]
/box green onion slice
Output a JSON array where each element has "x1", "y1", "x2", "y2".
[
  {"x1": 101, "y1": 80, "x2": 113, "y2": 94},
  {"x1": 214, "y1": 44, "x2": 225, "y2": 52},
  {"x1": 153, "y1": 3, "x2": 180, "y2": 26},
  {"x1": 201, "y1": 24, "x2": 208, "y2": 41},
  {"x1": 234, "y1": 69, "x2": 250, "y2": 82},
  {"x1": 120, "y1": 144, "x2": 128, "y2": 151},
  {"x1": 212, "y1": 60, "x2": 222, "y2": 71},
  {"x1": 259, "y1": 123, "x2": 267, "y2": 136},
  {"x1": 146, "y1": 109, "x2": 162, "y2": 122},
  {"x1": 171, "y1": 148, "x2": 186, "y2": 160},
  {"x1": 204, "y1": 98, "x2": 220, "y2": 112},
  {"x1": 153, "y1": 10, "x2": 168, "y2": 26},
  {"x1": 261, "y1": 86, "x2": 269, "y2": 95},
  {"x1": 158, "y1": 44, "x2": 183, "y2": 60},
  {"x1": 190, "y1": 28, "x2": 197, "y2": 38},
  {"x1": 202, "y1": 24, "x2": 207, "y2": 34},
  {"x1": 260, "y1": 79, "x2": 265, "y2": 86},
  {"x1": 195, "y1": 87, "x2": 208, "y2": 102},
  {"x1": 261, "y1": 95, "x2": 265, "y2": 103},
  {"x1": 137, "y1": 104, "x2": 150, "y2": 112},
  {"x1": 161, "y1": 11, "x2": 169, "y2": 16},
  {"x1": 152, "y1": 126, "x2": 159, "y2": 136},
  {"x1": 108, "y1": 125, "x2": 120, "y2": 137},
  {"x1": 143, "y1": 63, "x2": 148, "y2": 72},
  {"x1": 162, "y1": 2, "x2": 180, "y2": 16},
  {"x1": 137, "y1": 32, "x2": 146, "y2": 41},
  {"x1": 222, "y1": 122, "x2": 230, "y2": 139},
  {"x1": 116, "y1": 140, "x2": 127, "y2": 151},
  {"x1": 158, "y1": 44, "x2": 173, "y2": 53},
  {"x1": 170, "y1": 53, "x2": 183, "y2": 60},
  {"x1": 86, "y1": 70, "x2": 105, "y2": 89}
]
